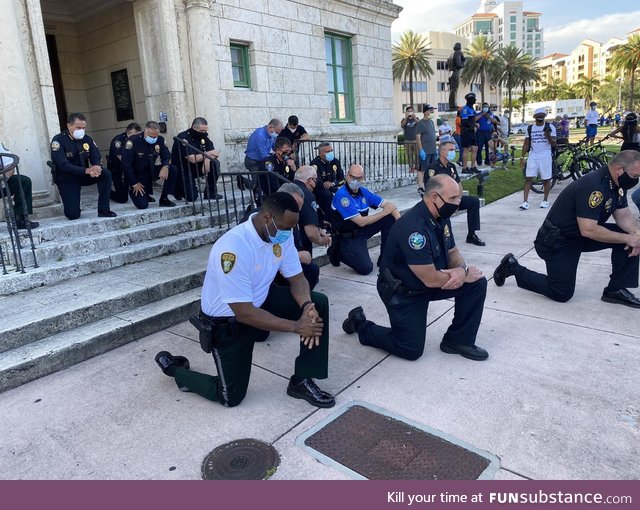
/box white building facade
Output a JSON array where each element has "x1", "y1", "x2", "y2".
[{"x1": 0, "y1": 0, "x2": 401, "y2": 209}]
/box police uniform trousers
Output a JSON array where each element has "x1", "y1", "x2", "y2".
[
  {"x1": 176, "y1": 159, "x2": 220, "y2": 202},
  {"x1": 129, "y1": 164, "x2": 178, "y2": 209},
  {"x1": 56, "y1": 170, "x2": 112, "y2": 220},
  {"x1": 108, "y1": 163, "x2": 128, "y2": 204},
  {"x1": 513, "y1": 224, "x2": 639, "y2": 303},
  {"x1": 476, "y1": 130, "x2": 493, "y2": 165},
  {"x1": 173, "y1": 285, "x2": 330, "y2": 407},
  {"x1": 358, "y1": 277, "x2": 487, "y2": 361},
  {"x1": 2, "y1": 174, "x2": 33, "y2": 216},
  {"x1": 457, "y1": 195, "x2": 481, "y2": 234},
  {"x1": 338, "y1": 215, "x2": 396, "y2": 275}
]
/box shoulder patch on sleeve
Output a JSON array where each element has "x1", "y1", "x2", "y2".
[
  {"x1": 51, "y1": 141, "x2": 60, "y2": 151},
  {"x1": 221, "y1": 252, "x2": 236, "y2": 274},
  {"x1": 114, "y1": 141, "x2": 122, "y2": 149},
  {"x1": 588, "y1": 190, "x2": 604, "y2": 208},
  {"x1": 408, "y1": 232, "x2": 427, "y2": 250},
  {"x1": 428, "y1": 168, "x2": 435, "y2": 177},
  {"x1": 340, "y1": 197, "x2": 350, "y2": 208}
]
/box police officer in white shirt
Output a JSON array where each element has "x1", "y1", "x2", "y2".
[
  {"x1": 585, "y1": 101, "x2": 599, "y2": 146},
  {"x1": 154, "y1": 192, "x2": 335, "y2": 408},
  {"x1": 520, "y1": 108, "x2": 556, "y2": 210}
]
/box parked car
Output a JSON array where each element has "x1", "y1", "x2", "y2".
[{"x1": 510, "y1": 123, "x2": 530, "y2": 135}]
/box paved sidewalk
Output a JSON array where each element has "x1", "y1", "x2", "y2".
[{"x1": 1, "y1": 181, "x2": 639, "y2": 480}]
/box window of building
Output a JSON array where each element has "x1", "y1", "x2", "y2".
[
  {"x1": 437, "y1": 102, "x2": 448, "y2": 112},
  {"x1": 230, "y1": 43, "x2": 251, "y2": 88},
  {"x1": 437, "y1": 60, "x2": 448, "y2": 70},
  {"x1": 401, "y1": 81, "x2": 427, "y2": 92},
  {"x1": 527, "y1": 18, "x2": 539, "y2": 31},
  {"x1": 557, "y1": 108, "x2": 564, "y2": 113},
  {"x1": 325, "y1": 32, "x2": 354, "y2": 122},
  {"x1": 437, "y1": 82, "x2": 447, "y2": 91},
  {"x1": 510, "y1": 15, "x2": 516, "y2": 22}
]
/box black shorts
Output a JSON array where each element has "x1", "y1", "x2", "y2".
[{"x1": 461, "y1": 130, "x2": 477, "y2": 148}]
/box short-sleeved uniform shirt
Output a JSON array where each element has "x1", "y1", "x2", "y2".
[
  {"x1": 380, "y1": 200, "x2": 456, "y2": 291},
  {"x1": 278, "y1": 125, "x2": 307, "y2": 145},
  {"x1": 172, "y1": 129, "x2": 215, "y2": 176},
  {"x1": 331, "y1": 184, "x2": 384, "y2": 233},
  {"x1": 293, "y1": 179, "x2": 320, "y2": 253},
  {"x1": 108, "y1": 132, "x2": 128, "y2": 171},
  {"x1": 415, "y1": 118, "x2": 437, "y2": 155},
  {"x1": 121, "y1": 133, "x2": 172, "y2": 184},
  {"x1": 309, "y1": 156, "x2": 345, "y2": 189},
  {"x1": 259, "y1": 154, "x2": 296, "y2": 181},
  {"x1": 477, "y1": 112, "x2": 497, "y2": 132},
  {"x1": 525, "y1": 123, "x2": 556, "y2": 160},
  {"x1": 427, "y1": 157, "x2": 460, "y2": 183},
  {"x1": 50, "y1": 131, "x2": 102, "y2": 177},
  {"x1": 460, "y1": 105, "x2": 479, "y2": 147},
  {"x1": 543, "y1": 165, "x2": 627, "y2": 240},
  {"x1": 201, "y1": 215, "x2": 302, "y2": 317},
  {"x1": 585, "y1": 110, "x2": 599, "y2": 126}
]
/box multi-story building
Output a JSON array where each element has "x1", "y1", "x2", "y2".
[
  {"x1": 453, "y1": 0, "x2": 544, "y2": 59},
  {"x1": 0, "y1": 0, "x2": 401, "y2": 210},
  {"x1": 392, "y1": 31, "x2": 500, "y2": 122}
]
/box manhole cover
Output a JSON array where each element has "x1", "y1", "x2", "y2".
[
  {"x1": 303, "y1": 405, "x2": 493, "y2": 480},
  {"x1": 201, "y1": 438, "x2": 280, "y2": 480}
]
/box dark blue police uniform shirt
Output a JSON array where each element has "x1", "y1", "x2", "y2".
[
  {"x1": 293, "y1": 180, "x2": 320, "y2": 252},
  {"x1": 121, "y1": 133, "x2": 172, "y2": 184},
  {"x1": 460, "y1": 105, "x2": 478, "y2": 130},
  {"x1": 108, "y1": 132, "x2": 128, "y2": 170},
  {"x1": 172, "y1": 129, "x2": 215, "y2": 174},
  {"x1": 428, "y1": 158, "x2": 460, "y2": 183},
  {"x1": 544, "y1": 165, "x2": 627, "y2": 239},
  {"x1": 50, "y1": 131, "x2": 102, "y2": 177},
  {"x1": 381, "y1": 200, "x2": 456, "y2": 291}
]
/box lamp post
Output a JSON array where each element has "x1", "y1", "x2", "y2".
[{"x1": 617, "y1": 76, "x2": 623, "y2": 112}]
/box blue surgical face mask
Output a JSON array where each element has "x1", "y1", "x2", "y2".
[
  {"x1": 145, "y1": 135, "x2": 158, "y2": 144},
  {"x1": 447, "y1": 150, "x2": 457, "y2": 162},
  {"x1": 271, "y1": 131, "x2": 278, "y2": 139},
  {"x1": 266, "y1": 218, "x2": 292, "y2": 244},
  {"x1": 348, "y1": 179, "x2": 361, "y2": 192},
  {"x1": 72, "y1": 129, "x2": 85, "y2": 140},
  {"x1": 482, "y1": 107, "x2": 489, "y2": 113},
  {"x1": 325, "y1": 151, "x2": 335, "y2": 162}
]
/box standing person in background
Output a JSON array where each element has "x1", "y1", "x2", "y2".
[
  {"x1": 415, "y1": 104, "x2": 437, "y2": 196},
  {"x1": 453, "y1": 107, "x2": 463, "y2": 166},
  {"x1": 585, "y1": 102, "x2": 599, "y2": 146},
  {"x1": 475, "y1": 102, "x2": 498, "y2": 167},
  {"x1": 401, "y1": 106, "x2": 419, "y2": 173}
]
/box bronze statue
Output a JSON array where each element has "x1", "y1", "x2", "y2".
[{"x1": 448, "y1": 42, "x2": 466, "y2": 111}]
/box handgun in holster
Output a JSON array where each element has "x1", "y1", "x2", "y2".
[
  {"x1": 539, "y1": 219, "x2": 564, "y2": 248},
  {"x1": 189, "y1": 314, "x2": 214, "y2": 353},
  {"x1": 377, "y1": 268, "x2": 402, "y2": 305}
]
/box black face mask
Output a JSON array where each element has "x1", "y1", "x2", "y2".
[
  {"x1": 534, "y1": 117, "x2": 545, "y2": 124},
  {"x1": 618, "y1": 171, "x2": 639, "y2": 190},
  {"x1": 189, "y1": 128, "x2": 207, "y2": 139},
  {"x1": 435, "y1": 193, "x2": 459, "y2": 218}
]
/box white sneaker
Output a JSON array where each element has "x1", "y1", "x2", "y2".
[
  {"x1": 519, "y1": 201, "x2": 529, "y2": 210},
  {"x1": 540, "y1": 201, "x2": 550, "y2": 208}
]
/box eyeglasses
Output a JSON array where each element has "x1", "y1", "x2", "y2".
[{"x1": 348, "y1": 174, "x2": 365, "y2": 182}]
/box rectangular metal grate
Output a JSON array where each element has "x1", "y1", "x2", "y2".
[{"x1": 304, "y1": 405, "x2": 491, "y2": 480}]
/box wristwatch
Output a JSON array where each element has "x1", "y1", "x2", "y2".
[{"x1": 462, "y1": 265, "x2": 469, "y2": 276}]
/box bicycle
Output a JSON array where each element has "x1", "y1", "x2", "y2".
[{"x1": 526, "y1": 143, "x2": 601, "y2": 194}]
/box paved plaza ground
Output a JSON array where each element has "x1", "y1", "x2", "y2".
[{"x1": 1, "y1": 181, "x2": 639, "y2": 480}]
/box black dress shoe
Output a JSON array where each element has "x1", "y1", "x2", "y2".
[
  {"x1": 286, "y1": 377, "x2": 335, "y2": 408},
  {"x1": 440, "y1": 342, "x2": 489, "y2": 361},
  {"x1": 146, "y1": 195, "x2": 156, "y2": 203},
  {"x1": 493, "y1": 253, "x2": 518, "y2": 287},
  {"x1": 327, "y1": 244, "x2": 341, "y2": 267},
  {"x1": 466, "y1": 233, "x2": 486, "y2": 246},
  {"x1": 155, "y1": 351, "x2": 190, "y2": 376},
  {"x1": 601, "y1": 288, "x2": 640, "y2": 308},
  {"x1": 204, "y1": 193, "x2": 223, "y2": 200},
  {"x1": 98, "y1": 210, "x2": 117, "y2": 218},
  {"x1": 342, "y1": 306, "x2": 367, "y2": 335},
  {"x1": 461, "y1": 168, "x2": 474, "y2": 174},
  {"x1": 16, "y1": 218, "x2": 39, "y2": 229},
  {"x1": 159, "y1": 197, "x2": 176, "y2": 207}
]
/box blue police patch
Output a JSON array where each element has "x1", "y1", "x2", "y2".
[
  {"x1": 340, "y1": 197, "x2": 350, "y2": 207},
  {"x1": 408, "y1": 232, "x2": 426, "y2": 250}
]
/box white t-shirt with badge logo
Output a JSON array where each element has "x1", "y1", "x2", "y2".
[
  {"x1": 525, "y1": 123, "x2": 556, "y2": 160},
  {"x1": 201, "y1": 214, "x2": 302, "y2": 317}
]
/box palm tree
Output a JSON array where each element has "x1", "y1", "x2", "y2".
[
  {"x1": 557, "y1": 83, "x2": 577, "y2": 100},
  {"x1": 574, "y1": 76, "x2": 600, "y2": 104},
  {"x1": 392, "y1": 31, "x2": 433, "y2": 109},
  {"x1": 517, "y1": 54, "x2": 540, "y2": 122},
  {"x1": 494, "y1": 45, "x2": 535, "y2": 126},
  {"x1": 461, "y1": 35, "x2": 499, "y2": 104},
  {"x1": 542, "y1": 78, "x2": 563, "y2": 101},
  {"x1": 610, "y1": 34, "x2": 640, "y2": 111}
]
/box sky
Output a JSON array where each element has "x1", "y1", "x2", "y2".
[{"x1": 391, "y1": 0, "x2": 640, "y2": 55}]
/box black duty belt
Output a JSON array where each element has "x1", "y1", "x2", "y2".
[
  {"x1": 336, "y1": 229, "x2": 361, "y2": 239},
  {"x1": 200, "y1": 311, "x2": 236, "y2": 325}
]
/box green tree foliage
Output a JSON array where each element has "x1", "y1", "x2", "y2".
[{"x1": 392, "y1": 31, "x2": 433, "y2": 109}]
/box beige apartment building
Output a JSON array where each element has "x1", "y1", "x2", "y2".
[{"x1": 0, "y1": 0, "x2": 401, "y2": 210}]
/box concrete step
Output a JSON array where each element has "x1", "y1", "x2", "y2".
[
  {"x1": 0, "y1": 225, "x2": 224, "y2": 295},
  {"x1": 0, "y1": 287, "x2": 201, "y2": 393},
  {"x1": 0, "y1": 245, "x2": 211, "y2": 353}
]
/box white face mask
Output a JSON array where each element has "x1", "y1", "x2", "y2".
[{"x1": 72, "y1": 129, "x2": 85, "y2": 140}]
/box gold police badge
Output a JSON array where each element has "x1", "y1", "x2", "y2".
[
  {"x1": 51, "y1": 141, "x2": 60, "y2": 151},
  {"x1": 619, "y1": 188, "x2": 624, "y2": 197},
  {"x1": 220, "y1": 252, "x2": 236, "y2": 274},
  {"x1": 155, "y1": 145, "x2": 160, "y2": 153},
  {"x1": 444, "y1": 225, "x2": 450, "y2": 237},
  {"x1": 588, "y1": 190, "x2": 604, "y2": 208},
  {"x1": 200, "y1": 139, "x2": 205, "y2": 145},
  {"x1": 125, "y1": 140, "x2": 133, "y2": 150},
  {"x1": 428, "y1": 169, "x2": 435, "y2": 177},
  {"x1": 82, "y1": 143, "x2": 90, "y2": 151},
  {"x1": 273, "y1": 244, "x2": 282, "y2": 257},
  {"x1": 332, "y1": 165, "x2": 337, "y2": 171}
]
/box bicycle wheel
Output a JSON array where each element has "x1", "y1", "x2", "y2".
[
  {"x1": 525, "y1": 163, "x2": 556, "y2": 194},
  {"x1": 555, "y1": 150, "x2": 575, "y2": 180},
  {"x1": 570, "y1": 156, "x2": 601, "y2": 179}
]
